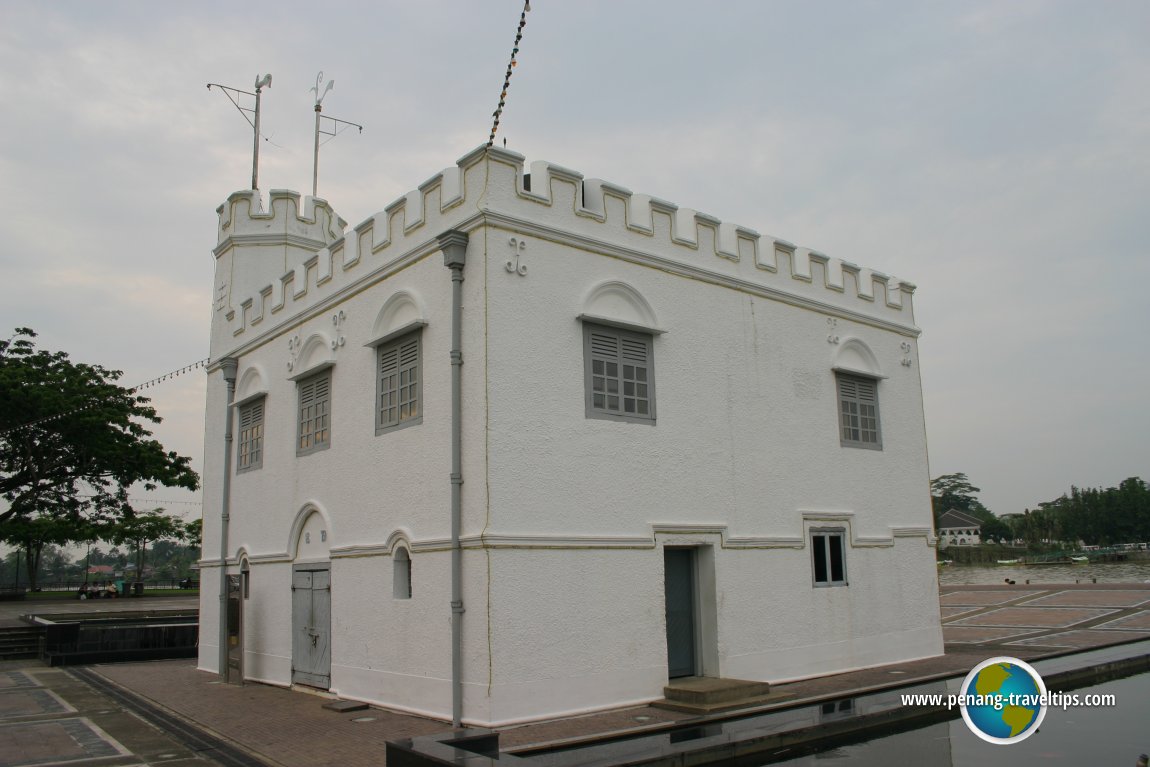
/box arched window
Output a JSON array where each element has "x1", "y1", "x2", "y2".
[
  {"x1": 393, "y1": 547, "x2": 412, "y2": 599},
  {"x1": 240, "y1": 558, "x2": 251, "y2": 599}
]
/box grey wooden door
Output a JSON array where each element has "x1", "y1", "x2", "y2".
[
  {"x1": 664, "y1": 548, "x2": 697, "y2": 678},
  {"x1": 291, "y1": 566, "x2": 331, "y2": 688}
]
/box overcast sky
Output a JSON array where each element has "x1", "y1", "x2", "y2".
[{"x1": 1, "y1": 1, "x2": 1146, "y2": 522}]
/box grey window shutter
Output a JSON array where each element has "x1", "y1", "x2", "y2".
[
  {"x1": 837, "y1": 373, "x2": 881, "y2": 449},
  {"x1": 586, "y1": 325, "x2": 654, "y2": 421},
  {"x1": 298, "y1": 371, "x2": 331, "y2": 453},
  {"x1": 378, "y1": 332, "x2": 421, "y2": 432}
]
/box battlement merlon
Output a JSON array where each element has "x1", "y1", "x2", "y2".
[
  {"x1": 215, "y1": 189, "x2": 347, "y2": 252},
  {"x1": 212, "y1": 146, "x2": 918, "y2": 356}
]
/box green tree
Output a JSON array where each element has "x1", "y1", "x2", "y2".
[
  {"x1": 0, "y1": 514, "x2": 83, "y2": 589},
  {"x1": 1032, "y1": 477, "x2": 1149, "y2": 547},
  {"x1": 106, "y1": 508, "x2": 184, "y2": 582},
  {"x1": 184, "y1": 518, "x2": 202, "y2": 550},
  {"x1": 0, "y1": 328, "x2": 199, "y2": 531},
  {"x1": 930, "y1": 473, "x2": 989, "y2": 518},
  {"x1": 930, "y1": 472, "x2": 1021, "y2": 545}
]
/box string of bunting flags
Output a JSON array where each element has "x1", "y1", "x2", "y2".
[
  {"x1": 0, "y1": 357, "x2": 209, "y2": 438},
  {"x1": 487, "y1": 0, "x2": 532, "y2": 147}
]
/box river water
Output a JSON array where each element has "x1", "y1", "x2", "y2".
[{"x1": 937, "y1": 560, "x2": 1150, "y2": 586}]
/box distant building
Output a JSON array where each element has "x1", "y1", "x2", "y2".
[
  {"x1": 937, "y1": 509, "x2": 983, "y2": 546},
  {"x1": 198, "y1": 146, "x2": 943, "y2": 726}
]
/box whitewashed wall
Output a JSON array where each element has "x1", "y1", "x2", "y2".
[{"x1": 199, "y1": 146, "x2": 941, "y2": 726}]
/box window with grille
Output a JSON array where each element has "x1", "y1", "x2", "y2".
[
  {"x1": 237, "y1": 398, "x2": 265, "y2": 472},
  {"x1": 837, "y1": 373, "x2": 881, "y2": 449},
  {"x1": 584, "y1": 324, "x2": 655, "y2": 423},
  {"x1": 297, "y1": 369, "x2": 332, "y2": 455},
  {"x1": 377, "y1": 332, "x2": 421, "y2": 434},
  {"x1": 811, "y1": 529, "x2": 847, "y2": 587}
]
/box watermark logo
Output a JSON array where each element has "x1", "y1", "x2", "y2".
[
  {"x1": 958, "y1": 657, "x2": 1047, "y2": 744},
  {"x1": 901, "y1": 656, "x2": 1118, "y2": 744}
]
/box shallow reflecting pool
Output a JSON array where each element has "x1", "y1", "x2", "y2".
[{"x1": 777, "y1": 671, "x2": 1150, "y2": 765}]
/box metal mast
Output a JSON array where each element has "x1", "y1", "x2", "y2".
[{"x1": 206, "y1": 73, "x2": 273, "y2": 190}]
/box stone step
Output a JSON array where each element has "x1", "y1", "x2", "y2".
[
  {"x1": 663, "y1": 676, "x2": 772, "y2": 705},
  {"x1": 653, "y1": 676, "x2": 795, "y2": 715},
  {"x1": 0, "y1": 627, "x2": 43, "y2": 659}
]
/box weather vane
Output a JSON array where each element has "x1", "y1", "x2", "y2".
[
  {"x1": 207, "y1": 73, "x2": 273, "y2": 190},
  {"x1": 310, "y1": 71, "x2": 363, "y2": 198}
]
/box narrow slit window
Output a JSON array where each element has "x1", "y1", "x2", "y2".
[{"x1": 393, "y1": 547, "x2": 412, "y2": 600}]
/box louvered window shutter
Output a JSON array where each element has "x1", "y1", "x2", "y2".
[
  {"x1": 237, "y1": 399, "x2": 265, "y2": 470},
  {"x1": 298, "y1": 371, "x2": 331, "y2": 452},
  {"x1": 586, "y1": 325, "x2": 654, "y2": 421},
  {"x1": 378, "y1": 333, "x2": 421, "y2": 431},
  {"x1": 837, "y1": 373, "x2": 881, "y2": 448}
]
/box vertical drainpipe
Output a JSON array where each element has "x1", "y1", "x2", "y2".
[
  {"x1": 218, "y1": 358, "x2": 238, "y2": 680},
  {"x1": 438, "y1": 229, "x2": 469, "y2": 728}
]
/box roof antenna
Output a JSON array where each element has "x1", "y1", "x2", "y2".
[
  {"x1": 487, "y1": 0, "x2": 532, "y2": 148},
  {"x1": 310, "y1": 71, "x2": 363, "y2": 198},
  {"x1": 207, "y1": 74, "x2": 272, "y2": 189}
]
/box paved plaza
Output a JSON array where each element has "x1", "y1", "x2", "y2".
[{"x1": 2, "y1": 585, "x2": 1150, "y2": 766}]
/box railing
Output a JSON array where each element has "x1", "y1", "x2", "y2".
[
  {"x1": 0, "y1": 579, "x2": 199, "y2": 593},
  {"x1": 1020, "y1": 546, "x2": 1126, "y2": 564}
]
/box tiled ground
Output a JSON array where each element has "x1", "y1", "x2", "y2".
[
  {"x1": 1006, "y1": 629, "x2": 1150, "y2": 649},
  {"x1": 946, "y1": 606, "x2": 1116, "y2": 628},
  {"x1": 0, "y1": 665, "x2": 214, "y2": 767},
  {"x1": 1022, "y1": 590, "x2": 1150, "y2": 608},
  {"x1": 0, "y1": 688, "x2": 72, "y2": 718},
  {"x1": 0, "y1": 672, "x2": 38, "y2": 692},
  {"x1": 0, "y1": 718, "x2": 128, "y2": 767},
  {"x1": 1093, "y1": 611, "x2": 1150, "y2": 631},
  {"x1": 938, "y1": 585, "x2": 1150, "y2": 655},
  {"x1": 939, "y1": 606, "x2": 981, "y2": 619},
  {"x1": 938, "y1": 590, "x2": 1042, "y2": 606},
  {"x1": 939, "y1": 626, "x2": 1038, "y2": 644}
]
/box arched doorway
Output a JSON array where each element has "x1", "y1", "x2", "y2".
[{"x1": 291, "y1": 508, "x2": 331, "y2": 689}]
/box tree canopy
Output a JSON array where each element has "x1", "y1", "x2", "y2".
[
  {"x1": 0, "y1": 328, "x2": 199, "y2": 531},
  {"x1": 1019, "y1": 477, "x2": 1150, "y2": 547},
  {"x1": 106, "y1": 507, "x2": 185, "y2": 581},
  {"x1": 930, "y1": 472, "x2": 1011, "y2": 542}
]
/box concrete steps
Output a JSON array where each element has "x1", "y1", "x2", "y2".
[
  {"x1": 652, "y1": 676, "x2": 795, "y2": 714},
  {"x1": 0, "y1": 626, "x2": 42, "y2": 660}
]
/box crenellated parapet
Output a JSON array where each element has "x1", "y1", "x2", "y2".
[
  {"x1": 216, "y1": 188, "x2": 347, "y2": 246},
  {"x1": 211, "y1": 145, "x2": 918, "y2": 357}
]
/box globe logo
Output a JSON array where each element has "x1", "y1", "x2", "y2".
[{"x1": 960, "y1": 657, "x2": 1047, "y2": 744}]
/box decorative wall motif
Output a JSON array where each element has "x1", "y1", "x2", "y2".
[
  {"x1": 506, "y1": 236, "x2": 528, "y2": 276},
  {"x1": 287, "y1": 334, "x2": 301, "y2": 372},
  {"x1": 331, "y1": 311, "x2": 347, "y2": 351},
  {"x1": 900, "y1": 341, "x2": 913, "y2": 368},
  {"x1": 826, "y1": 317, "x2": 840, "y2": 345}
]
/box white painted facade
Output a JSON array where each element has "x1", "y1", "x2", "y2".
[{"x1": 198, "y1": 145, "x2": 943, "y2": 727}]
